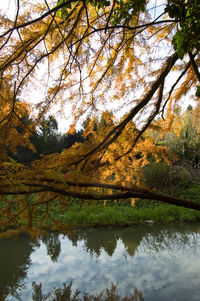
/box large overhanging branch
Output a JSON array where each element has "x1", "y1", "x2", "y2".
[
  {"x1": 116, "y1": 78, "x2": 165, "y2": 162},
  {"x1": 1, "y1": 177, "x2": 200, "y2": 211},
  {"x1": 71, "y1": 52, "x2": 179, "y2": 167}
]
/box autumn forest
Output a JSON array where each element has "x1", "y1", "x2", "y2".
[{"x1": 0, "y1": 0, "x2": 200, "y2": 236}]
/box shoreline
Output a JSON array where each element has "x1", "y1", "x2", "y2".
[{"x1": 36, "y1": 202, "x2": 200, "y2": 231}]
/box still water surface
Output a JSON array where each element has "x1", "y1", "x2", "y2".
[{"x1": 1, "y1": 224, "x2": 200, "y2": 300}]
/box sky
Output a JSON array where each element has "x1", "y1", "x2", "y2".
[{"x1": 0, "y1": 0, "x2": 16, "y2": 19}]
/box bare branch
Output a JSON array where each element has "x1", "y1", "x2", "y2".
[
  {"x1": 0, "y1": 0, "x2": 81, "y2": 39},
  {"x1": 189, "y1": 51, "x2": 200, "y2": 83},
  {"x1": 0, "y1": 0, "x2": 20, "y2": 51}
]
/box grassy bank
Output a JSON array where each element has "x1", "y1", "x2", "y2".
[
  {"x1": 43, "y1": 204, "x2": 200, "y2": 229},
  {"x1": 34, "y1": 198, "x2": 200, "y2": 231},
  {"x1": 2, "y1": 184, "x2": 200, "y2": 233},
  {"x1": 32, "y1": 183, "x2": 200, "y2": 230}
]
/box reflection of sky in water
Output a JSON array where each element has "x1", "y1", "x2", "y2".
[{"x1": 4, "y1": 225, "x2": 200, "y2": 301}]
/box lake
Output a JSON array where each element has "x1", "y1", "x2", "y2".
[{"x1": 1, "y1": 223, "x2": 200, "y2": 300}]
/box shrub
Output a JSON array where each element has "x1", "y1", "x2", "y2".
[{"x1": 142, "y1": 163, "x2": 192, "y2": 191}]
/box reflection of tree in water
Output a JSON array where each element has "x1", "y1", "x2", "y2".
[
  {"x1": 0, "y1": 234, "x2": 34, "y2": 300},
  {"x1": 69, "y1": 227, "x2": 147, "y2": 257},
  {"x1": 31, "y1": 281, "x2": 144, "y2": 301},
  {"x1": 118, "y1": 227, "x2": 148, "y2": 257},
  {"x1": 42, "y1": 232, "x2": 61, "y2": 262},
  {"x1": 73, "y1": 228, "x2": 119, "y2": 257},
  {"x1": 68, "y1": 224, "x2": 200, "y2": 259},
  {"x1": 139, "y1": 224, "x2": 200, "y2": 256},
  {"x1": 1, "y1": 225, "x2": 200, "y2": 300}
]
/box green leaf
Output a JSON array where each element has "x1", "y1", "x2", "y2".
[
  {"x1": 196, "y1": 86, "x2": 200, "y2": 98},
  {"x1": 56, "y1": 10, "x2": 62, "y2": 17},
  {"x1": 56, "y1": 0, "x2": 63, "y2": 17},
  {"x1": 61, "y1": 8, "x2": 68, "y2": 19},
  {"x1": 57, "y1": 0, "x2": 64, "y2": 6}
]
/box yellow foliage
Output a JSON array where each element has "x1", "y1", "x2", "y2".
[{"x1": 0, "y1": 0, "x2": 199, "y2": 235}]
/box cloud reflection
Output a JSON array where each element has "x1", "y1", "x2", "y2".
[{"x1": 1, "y1": 224, "x2": 200, "y2": 301}]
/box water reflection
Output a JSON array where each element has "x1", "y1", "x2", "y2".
[
  {"x1": 31, "y1": 282, "x2": 144, "y2": 301},
  {"x1": 70, "y1": 224, "x2": 200, "y2": 258},
  {"x1": 0, "y1": 234, "x2": 34, "y2": 300},
  {"x1": 41, "y1": 233, "x2": 61, "y2": 262},
  {"x1": 1, "y1": 224, "x2": 200, "y2": 301}
]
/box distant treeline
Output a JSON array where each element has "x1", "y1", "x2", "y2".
[{"x1": 9, "y1": 115, "x2": 83, "y2": 165}]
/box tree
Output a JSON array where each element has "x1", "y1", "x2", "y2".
[
  {"x1": 151, "y1": 104, "x2": 200, "y2": 167},
  {"x1": 165, "y1": 106, "x2": 200, "y2": 164},
  {"x1": 31, "y1": 115, "x2": 84, "y2": 154},
  {"x1": 30, "y1": 115, "x2": 65, "y2": 157},
  {"x1": 8, "y1": 115, "x2": 83, "y2": 165},
  {"x1": 0, "y1": 0, "x2": 200, "y2": 235}
]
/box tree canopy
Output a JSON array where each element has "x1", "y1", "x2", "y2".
[{"x1": 0, "y1": 0, "x2": 200, "y2": 235}]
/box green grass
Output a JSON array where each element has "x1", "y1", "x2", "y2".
[{"x1": 36, "y1": 201, "x2": 200, "y2": 230}]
